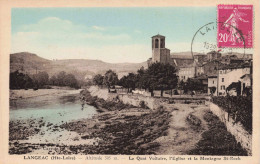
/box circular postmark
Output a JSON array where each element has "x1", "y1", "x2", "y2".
[{"x1": 191, "y1": 22, "x2": 248, "y2": 60}]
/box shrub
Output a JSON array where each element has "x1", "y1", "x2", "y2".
[
  {"x1": 212, "y1": 96, "x2": 252, "y2": 134},
  {"x1": 139, "y1": 101, "x2": 149, "y2": 109}
]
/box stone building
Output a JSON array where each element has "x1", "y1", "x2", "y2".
[
  {"x1": 207, "y1": 51, "x2": 222, "y2": 61},
  {"x1": 196, "y1": 65, "x2": 204, "y2": 76},
  {"x1": 148, "y1": 34, "x2": 171, "y2": 66},
  {"x1": 171, "y1": 54, "x2": 193, "y2": 67},
  {"x1": 208, "y1": 75, "x2": 218, "y2": 96},
  {"x1": 217, "y1": 64, "x2": 251, "y2": 96},
  {"x1": 240, "y1": 74, "x2": 252, "y2": 96},
  {"x1": 194, "y1": 54, "x2": 207, "y2": 64},
  {"x1": 178, "y1": 64, "x2": 196, "y2": 81}
]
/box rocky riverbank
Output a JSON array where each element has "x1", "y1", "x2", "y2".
[
  {"x1": 56, "y1": 89, "x2": 172, "y2": 154},
  {"x1": 80, "y1": 89, "x2": 139, "y2": 112},
  {"x1": 59, "y1": 107, "x2": 170, "y2": 154},
  {"x1": 9, "y1": 87, "x2": 248, "y2": 155},
  {"x1": 9, "y1": 89, "x2": 171, "y2": 155}
]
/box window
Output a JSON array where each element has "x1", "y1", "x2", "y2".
[
  {"x1": 155, "y1": 39, "x2": 159, "y2": 48},
  {"x1": 221, "y1": 85, "x2": 225, "y2": 90},
  {"x1": 213, "y1": 80, "x2": 214, "y2": 84},
  {"x1": 222, "y1": 78, "x2": 224, "y2": 82},
  {"x1": 220, "y1": 70, "x2": 222, "y2": 74}
]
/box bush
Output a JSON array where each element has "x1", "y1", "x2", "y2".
[
  {"x1": 139, "y1": 101, "x2": 149, "y2": 109},
  {"x1": 212, "y1": 96, "x2": 252, "y2": 134},
  {"x1": 189, "y1": 111, "x2": 248, "y2": 156}
]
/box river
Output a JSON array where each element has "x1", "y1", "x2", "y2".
[
  {"x1": 9, "y1": 90, "x2": 98, "y2": 154},
  {"x1": 10, "y1": 90, "x2": 97, "y2": 124}
]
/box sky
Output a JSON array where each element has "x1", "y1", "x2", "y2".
[{"x1": 11, "y1": 7, "x2": 217, "y2": 63}]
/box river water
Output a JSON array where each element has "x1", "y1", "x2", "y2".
[
  {"x1": 10, "y1": 90, "x2": 97, "y2": 125},
  {"x1": 9, "y1": 90, "x2": 99, "y2": 154}
]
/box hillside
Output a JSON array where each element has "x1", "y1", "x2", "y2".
[
  {"x1": 10, "y1": 52, "x2": 147, "y2": 80},
  {"x1": 10, "y1": 52, "x2": 51, "y2": 74}
]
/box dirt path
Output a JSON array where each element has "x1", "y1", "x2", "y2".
[{"x1": 155, "y1": 103, "x2": 209, "y2": 155}]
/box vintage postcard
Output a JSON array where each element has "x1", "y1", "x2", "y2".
[{"x1": 0, "y1": 0, "x2": 259, "y2": 164}]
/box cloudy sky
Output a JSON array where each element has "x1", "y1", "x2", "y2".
[{"x1": 12, "y1": 7, "x2": 217, "y2": 63}]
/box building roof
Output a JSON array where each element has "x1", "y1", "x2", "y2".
[
  {"x1": 194, "y1": 74, "x2": 208, "y2": 80},
  {"x1": 207, "y1": 51, "x2": 221, "y2": 55},
  {"x1": 171, "y1": 54, "x2": 193, "y2": 59},
  {"x1": 240, "y1": 74, "x2": 252, "y2": 79},
  {"x1": 194, "y1": 53, "x2": 207, "y2": 56},
  {"x1": 178, "y1": 62, "x2": 196, "y2": 68},
  {"x1": 208, "y1": 75, "x2": 217, "y2": 78},
  {"x1": 218, "y1": 62, "x2": 251, "y2": 70},
  {"x1": 151, "y1": 34, "x2": 165, "y2": 38}
]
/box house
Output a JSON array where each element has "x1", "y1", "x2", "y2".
[
  {"x1": 171, "y1": 54, "x2": 194, "y2": 67},
  {"x1": 178, "y1": 64, "x2": 196, "y2": 82},
  {"x1": 217, "y1": 63, "x2": 251, "y2": 96},
  {"x1": 202, "y1": 60, "x2": 224, "y2": 76},
  {"x1": 207, "y1": 51, "x2": 221, "y2": 61},
  {"x1": 208, "y1": 75, "x2": 218, "y2": 96},
  {"x1": 240, "y1": 74, "x2": 252, "y2": 96},
  {"x1": 194, "y1": 54, "x2": 207, "y2": 64},
  {"x1": 196, "y1": 64, "x2": 204, "y2": 76},
  {"x1": 193, "y1": 74, "x2": 208, "y2": 93}
]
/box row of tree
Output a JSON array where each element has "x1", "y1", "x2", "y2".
[
  {"x1": 10, "y1": 70, "x2": 79, "y2": 89},
  {"x1": 49, "y1": 71, "x2": 79, "y2": 88},
  {"x1": 93, "y1": 63, "x2": 179, "y2": 97},
  {"x1": 179, "y1": 78, "x2": 206, "y2": 94}
]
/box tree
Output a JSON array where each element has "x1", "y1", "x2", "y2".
[
  {"x1": 64, "y1": 73, "x2": 79, "y2": 88},
  {"x1": 226, "y1": 81, "x2": 241, "y2": 96},
  {"x1": 136, "y1": 67, "x2": 148, "y2": 89},
  {"x1": 184, "y1": 78, "x2": 204, "y2": 93},
  {"x1": 32, "y1": 71, "x2": 49, "y2": 87},
  {"x1": 103, "y1": 70, "x2": 118, "y2": 88},
  {"x1": 93, "y1": 74, "x2": 104, "y2": 86},
  {"x1": 49, "y1": 71, "x2": 79, "y2": 88},
  {"x1": 178, "y1": 80, "x2": 185, "y2": 90},
  {"x1": 10, "y1": 71, "x2": 34, "y2": 89},
  {"x1": 50, "y1": 75, "x2": 57, "y2": 85},
  {"x1": 57, "y1": 71, "x2": 66, "y2": 86},
  {"x1": 145, "y1": 63, "x2": 178, "y2": 97},
  {"x1": 119, "y1": 73, "x2": 136, "y2": 92},
  {"x1": 209, "y1": 87, "x2": 216, "y2": 95}
]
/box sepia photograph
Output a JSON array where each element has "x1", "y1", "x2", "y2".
[{"x1": 8, "y1": 5, "x2": 253, "y2": 157}]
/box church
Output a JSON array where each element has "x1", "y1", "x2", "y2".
[
  {"x1": 147, "y1": 34, "x2": 199, "y2": 82},
  {"x1": 147, "y1": 34, "x2": 173, "y2": 67}
]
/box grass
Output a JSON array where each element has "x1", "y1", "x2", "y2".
[{"x1": 188, "y1": 111, "x2": 248, "y2": 156}]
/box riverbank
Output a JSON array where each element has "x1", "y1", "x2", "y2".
[
  {"x1": 81, "y1": 86, "x2": 248, "y2": 155},
  {"x1": 9, "y1": 86, "x2": 248, "y2": 155},
  {"x1": 9, "y1": 89, "x2": 171, "y2": 155},
  {"x1": 10, "y1": 87, "x2": 81, "y2": 100}
]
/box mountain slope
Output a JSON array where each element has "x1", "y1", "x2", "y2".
[
  {"x1": 10, "y1": 52, "x2": 147, "y2": 79},
  {"x1": 10, "y1": 52, "x2": 51, "y2": 74}
]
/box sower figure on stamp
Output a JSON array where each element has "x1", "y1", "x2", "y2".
[{"x1": 224, "y1": 8, "x2": 249, "y2": 45}]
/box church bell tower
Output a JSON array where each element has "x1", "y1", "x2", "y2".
[{"x1": 151, "y1": 34, "x2": 170, "y2": 64}]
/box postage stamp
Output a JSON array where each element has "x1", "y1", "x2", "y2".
[{"x1": 217, "y1": 5, "x2": 253, "y2": 48}]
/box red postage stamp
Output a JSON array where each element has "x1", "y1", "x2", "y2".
[{"x1": 217, "y1": 4, "x2": 253, "y2": 48}]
